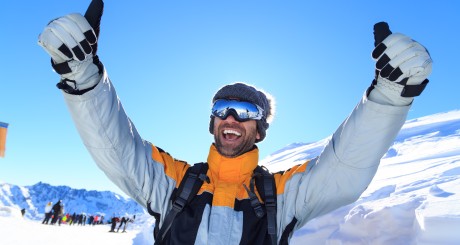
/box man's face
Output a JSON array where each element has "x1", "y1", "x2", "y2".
[{"x1": 213, "y1": 115, "x2": 260, "y2": 157}]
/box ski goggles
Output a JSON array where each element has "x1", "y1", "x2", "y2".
[{"x1": 211, "y1": 99, "x2": 264, "y2": 122}]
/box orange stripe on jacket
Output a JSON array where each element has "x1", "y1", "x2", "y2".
[
  {"x1": 274, "y1": 161, "x2": 309, "y2": 195},
  {"x1": 150, "y1": 144, "x2": 189, "y2": 187}
]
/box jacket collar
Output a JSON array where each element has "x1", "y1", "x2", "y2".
[{"x1": 207, "y1": 144, "x2": 259, "y2": 183}]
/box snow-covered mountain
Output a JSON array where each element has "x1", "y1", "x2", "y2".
[
  {"x1": 0, "y1": 181, "x2": 145, "y2": 221},
  {"x1": 262, "y1": 109, "x2": 460, "y2": 244}
]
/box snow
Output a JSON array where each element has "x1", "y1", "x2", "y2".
[
  {"x1": 1, "y1": 110, "x2": 460, "y2": 244},
  {"x1": 0, "y1": 206, "x2": 155, "y2": 245}
]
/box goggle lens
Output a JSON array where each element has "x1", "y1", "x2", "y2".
[{"x1": 212, "y1": 99, "x2": 264, "y2": 121}]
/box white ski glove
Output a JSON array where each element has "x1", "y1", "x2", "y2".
[
  {"x1": 38, "y1": 0, "x2": 104, "y2": 95},
  {"x1": 368, "y1": 23, "x2": 432, "y2": 106}
]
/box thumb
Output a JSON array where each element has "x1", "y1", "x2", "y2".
[
  {"x1": 373, "y1": 22, "x2": 392, "y2": 47},
  {"x1": 84, "y1": 0, "x2": 104, "y2": 54},
  {"x1": 372, "y1": 22, "x2": 392, "y2": 59},
  {"x1": 371, "y1": 22, "x2": 392, "y2": 79}
]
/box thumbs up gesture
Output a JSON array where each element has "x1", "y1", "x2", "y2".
[{"x1": 38, "y1": 0, "x2": 104, "y2": 94}]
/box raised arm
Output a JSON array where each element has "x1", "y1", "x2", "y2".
[
  {"x1": 37, "y1": 0, "x2": 181, "y2": 209},
  {"x1": 280, "y1": 22, "x2": 433, "y2": 231}
]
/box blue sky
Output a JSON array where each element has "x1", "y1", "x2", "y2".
[{"x1": 1, "y1": 0, "x2": 459, "y2": 195}]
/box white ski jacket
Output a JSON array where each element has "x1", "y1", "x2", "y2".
[{"x1": 62, "y1": 70, "x2": 410, "y2": 244}]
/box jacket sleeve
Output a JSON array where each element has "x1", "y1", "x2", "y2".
[
  {"x1": 61, "y1": 69, "x2": 183, "y2": 217},
  {"x1": 277, "y1": 92, "x2": 410, "y2": 234}
]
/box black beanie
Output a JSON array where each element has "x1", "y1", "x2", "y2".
[{"x1": 209, "y1": 82, "x2": 275, "y2": 142}]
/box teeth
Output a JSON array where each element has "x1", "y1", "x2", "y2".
[{"x1": 223, "y1": 129, "x2": 241, "y2": 136}]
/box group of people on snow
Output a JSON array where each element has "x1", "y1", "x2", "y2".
[{"x1": 41, "y1": 200, "x2": 108, "y2": 226}]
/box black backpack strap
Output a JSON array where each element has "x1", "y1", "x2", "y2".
[
  {"x1": 243, "y1": 177, "x2": 265, "y2": 218},
  {"x1": 154, "y1": 162, "x2": 209, "y2": 244},
  {"x1": 146, "y1": 204, "x2": 161, "y2": 239},
  {"x1": 279, "y1": 217, "x2": 298, "y2": 245},
  {"x1": 254, "y1": 166, "x2": 277, "y2": 245}
]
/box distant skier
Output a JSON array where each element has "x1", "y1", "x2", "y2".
[
  {"x1": 88, "y1": 215, "x2": 94, "y2": 225},
  {"x1": 50, "y1": 200, "x2": 62, "y2": 225},
  {"x1": 42, "y1": 202, "x2": 53, "y2": 224},
  {"x1": 122, "y1": 217, "x2": 134, "y2": 233},
  {"x1": 116, "y1": 217, "x2": 126, "y2": 232},
  {"x1": 58, "y1": 204, "x2": 65, "y2": 226},
  {"x1": 93, "y1": 215, "x2": 99, "y2": 225},
  {"x1": 77, "y1": 214, "x2": 83, "y2": 225},
  {"x1": 109, "y1": 216, "x2": 119, "y2": 232},
  {"x1": 69, "y1": 212, "x2": 77, "y2": 225}
]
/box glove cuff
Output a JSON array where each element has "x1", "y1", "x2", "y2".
[
  {"x1": 367, "y1": 78, "x2": 413, "y2": 106},
  {"x1": 56, "y1": 79, "x2": 98, "y2": 95},
  {"x1": 367, "y1": 74, "x2": 430, "y2": 106},
  {"x1": 54, "y1": 55, "x2": 103, "y2": 95},
  {"x1": 399, "y1": 79, "x2": 429, "y2": 97}
]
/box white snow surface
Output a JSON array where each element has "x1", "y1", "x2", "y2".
[{"x1": 1, "y1": 110, "x2": 460, "y2": 244}]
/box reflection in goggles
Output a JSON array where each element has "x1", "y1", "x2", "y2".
[{"x1": 211, "y1": 99, "x2": 264, "y2": 122}]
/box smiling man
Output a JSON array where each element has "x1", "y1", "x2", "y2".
[
  {"x1": 211, "y1": 83, "x2": 274, "y2": 157},
  {"x1": 38, "y1": 0, "x2": 432, "y2": 244}
]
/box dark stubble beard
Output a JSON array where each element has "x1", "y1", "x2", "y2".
[{"x1": 214, "y1": 123, "x2": 258, "y2": 158}]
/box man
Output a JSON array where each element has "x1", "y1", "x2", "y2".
[
  {"x1": 38, "y1": 1, "x2": 432, "y2": 244},
  {"x1": 50, "y1": 200, "x2": 62, "y2": 225},
  {"x1": 109, "y1": 216, "x2": 119, "y2": 232},
  {"x1": 42, "y1": 201, "x2": 53, "y2": 224},
  {"x1": 117, "y1": 217, "x2": 126, "y2": 232}
]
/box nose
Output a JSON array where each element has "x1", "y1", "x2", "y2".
[{"x1": 224, "y1": 114, "x2": 238, "y2": 122}]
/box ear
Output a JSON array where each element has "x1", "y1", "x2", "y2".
[
  {"x1": 209, "y1": 116, "x2": 215, "y2": 135},
  {"x1": 256, "y1": 131, "x2": 261, "y2": 140}
]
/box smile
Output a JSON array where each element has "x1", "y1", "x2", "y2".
[{"x1": 223, "y1": 129, "x2": 241, "y2": 136}]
